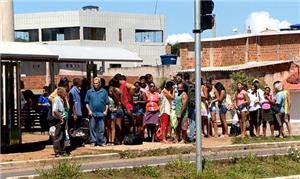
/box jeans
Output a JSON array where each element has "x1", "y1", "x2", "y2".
[
  {"x1": 89, "y1": 116, "x2": 106, "y2": 145},
  {"x1": 188, "y1": 108, "x2": 196, "y2": 141}
]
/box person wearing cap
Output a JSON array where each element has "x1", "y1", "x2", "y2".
[
  {"x1": 247, "y1": 79, "x2": 264, "y2": 137},
  {"x1": 273, "y1": 81, "x2": 291, "y2": 137},
  {"x1": 49, "y1": 77, "x2": 70, "y2": 110}
]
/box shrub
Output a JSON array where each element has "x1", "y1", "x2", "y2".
[
  {"x1": 134, "y1": 166, "x2": 161, "y2": 178},
  {"x1": 288, "y1": 147, "x2": 300, "y2": 162},
  {"x1": 36, "y1": 160, "x2": 82, "y2": 179}
]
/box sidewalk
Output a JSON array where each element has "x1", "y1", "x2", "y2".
[{"x1": 0, "y1": 133, "x2": 231, "y2": 162}]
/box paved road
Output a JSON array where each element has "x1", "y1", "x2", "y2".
[{"x1": 2, "y1": 147, "x2": 289, "y2": 179}]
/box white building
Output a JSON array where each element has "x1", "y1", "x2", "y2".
[{"x1": 14, "y1": 6, "x2": 165, "y2": 75}]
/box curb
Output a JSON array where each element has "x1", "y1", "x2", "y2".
[
  {"x1": 2, "y1": 141, "x2": 300, "y2": 172},
  {"x1": 202, "y1": 141, "x2": 300, "y2": 152},
  {"x1": 3, "y1": 147, "x2": 292, "y2": 179},
  {"x1": 264, "y1": 175, "x2": 300, "y2": 179},
  {"x1": 0, "y1": 153, "x2": 119, "y2": 171}
]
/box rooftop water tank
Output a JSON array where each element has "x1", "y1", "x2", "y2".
[
  {"x1": 290, "y1": 24, "x2": 300, "y2": 30},
  {"x1": 160, "y1": 54, "x2": 177, "y2": 65},
  {"x1": 82, "y1": 5, "x2": 99, "y2": 11}
]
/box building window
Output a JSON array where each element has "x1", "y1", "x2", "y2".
[
  {"x1": 15, "y1": 29, "x2": 39, "y2": 42},
  {"x1": 83, "y1": 27, "x2": 106, "y2": 40},
  {"x1": 119, "y1": 28, "x2": 122, "y2": 42},
  {"x1": 135, "y1": 29, "x2": 163, "y2": 43},
  {"x1": 42, "y1": 27, "x2": 80, "y2": 41},
  {"x1": 109, "y1": 64, "x2": 121, "y2": 68}
]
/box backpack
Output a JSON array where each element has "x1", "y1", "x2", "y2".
[
  {"x1": 123, "y1": 133, "x2": 143, "y2": 145},
  {"x1": 188, "y1": 83, "x2": 196, "y2": 109}
]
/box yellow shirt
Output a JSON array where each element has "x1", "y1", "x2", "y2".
[
  {"x1": 49, "y1": 88, "x2": 70, "y2": 110},
  {"x1": 284, "y1": 90, "x2": 290, "y2": 113}
]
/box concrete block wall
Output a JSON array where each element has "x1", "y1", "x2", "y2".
[{"x1": 180, "y1": 33, "x2": 300, "y2": 70}]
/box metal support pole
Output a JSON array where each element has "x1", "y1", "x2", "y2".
[
  {"x1": 16, "y1": 61, "x2": 22, "y2": 144},
  {"x1": 194, "y1": 0, "x2": 202, "y2": 172},
  {"x1": 49, "y1": 60, "x2": 55, "y2": 92}
]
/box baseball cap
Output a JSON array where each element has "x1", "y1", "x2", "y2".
[{"x1": 252, "y1": 79, "x2": 260, "y2": 83}]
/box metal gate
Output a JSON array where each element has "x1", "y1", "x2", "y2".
[{"x1": 1, "y1": 61, "x2": 22, "y2": 146}]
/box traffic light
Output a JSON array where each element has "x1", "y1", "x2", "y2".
[{"x1": 201, "y1": 0, "x2": 215, "y2": 31}]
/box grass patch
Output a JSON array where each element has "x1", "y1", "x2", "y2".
[
  {"x1": 232, "y1": 136, "x2": 300, "y2": 144},
  {"x1": 119, "y1": 146, "x2": 195, "y2": 159},
  {"x1": 73, "y1": 149, "x2": 117, "y2": 156},
  {"x1": 36, "y1": 160, "x2": 82, "y2": 179},
  {"x1": 84, "y1": 155, "x2": 300, "y2": 179}
]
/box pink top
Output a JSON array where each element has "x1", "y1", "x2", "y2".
[
  {"x1": 261, "y1": 94, "x2": 273, "y2": 110},
  {"x1": 236, "y1": 90, "x2": 247, "y2": 107},
  {"x1": 145, "y1": 91, "x2": 160, "y2": 112}
]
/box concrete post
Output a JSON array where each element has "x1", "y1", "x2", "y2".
[{"x1": 0, "y1": 0, "x2": 14, "y2": 42}]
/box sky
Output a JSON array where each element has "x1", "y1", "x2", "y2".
[{"x1": 14, "y1": 0, "x2": 300, "y2": 42}]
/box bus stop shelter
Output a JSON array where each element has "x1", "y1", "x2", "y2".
[{"x1": 0, "y1": 42, "x2": 142, "y2": 147}]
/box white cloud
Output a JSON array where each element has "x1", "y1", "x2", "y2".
[
  {"x1": 166, "y1": 33, "x2": 194, "y2": 45},
  {"x1": 245, "y1": 11, "x2": 291, "y2": 34}
]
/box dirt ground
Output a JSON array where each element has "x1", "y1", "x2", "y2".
[{"x1": 0, "y1": 133, "x2": 232, "y2": 162}]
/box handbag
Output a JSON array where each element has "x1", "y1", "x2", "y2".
[{"x1": 124, "y1": 133, "x2": 143, "y2": 145}]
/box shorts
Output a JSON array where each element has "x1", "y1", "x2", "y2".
[
  {"x1": 210, "y1": 106, "x2": 217, "y2": 113},
  {"x1": 110, "y1": 107, "x2": 124, "y2": 119},
  {"x1": 237, "y1": 104, "x2": 247, "y2": 112},
  {"x1": 219, "y1": 104, "x2": 227, "y2": 114},
  {"x1": 133, "y1": 106, "x2": 145, "y2": 116}
]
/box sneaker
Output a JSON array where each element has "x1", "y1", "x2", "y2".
[{"x1": 90, "y1": 143, "x2": 96, "y2": 147}]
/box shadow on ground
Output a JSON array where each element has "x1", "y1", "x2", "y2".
[{"x1": 1, "y1": 139, "x2": 51, "y2": 154}]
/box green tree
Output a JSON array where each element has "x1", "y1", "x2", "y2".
[
  {"x1": 169, "y1": 43, "x2": 180, "y2": 56},
  {"x1": 229, "y1": 71, "x2": 266, "y2": 94}
]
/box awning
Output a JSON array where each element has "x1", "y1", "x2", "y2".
[
  {"x1": 178, "y1": 60, "x2": 293, "y2": 73},
  {"x1": 0, "y1": 42, "x2": 58, "y2": 61},
  {"x1": 44, "y1": 44, "x2": 143, "y2": 62},
  {"x1": 0, "y1": 42, "x2": 143, "y2": 63}
]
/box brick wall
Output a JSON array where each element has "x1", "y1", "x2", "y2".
[
  {"x1": 22, "y1": 75, "x2": 139, "y2": 92},
  {"x1": 180, "y1": 33, "x2": 300, "y2": 70}
]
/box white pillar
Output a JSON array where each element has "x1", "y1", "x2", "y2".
[{"x1": 0, "y1": 0, "x2": 14, "y2": 42}]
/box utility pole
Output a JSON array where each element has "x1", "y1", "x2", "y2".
[
  {"x1": 194, "y1": 0, "x2": 215, "y2": 172},
  {"x1": 194, "y1": 0, "x2": 202, "y2": 172}
]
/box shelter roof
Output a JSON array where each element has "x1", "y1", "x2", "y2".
[
  {"x1": 178, "y1": 60, "x2": 292, "y2": 73},
  {"x1": 0, "y1": 42, "x2": 142, "y2": 63}
]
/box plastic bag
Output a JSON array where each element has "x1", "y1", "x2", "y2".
[
  {"x1": 170, "y1": 109, "x2": 178, "y2": 129},
  {"x1": 49, "y1": 126, "x2": 56, "y2": 137},
  {"x1": 232, "y1": 111, "x2": 239, "y2": 125}
]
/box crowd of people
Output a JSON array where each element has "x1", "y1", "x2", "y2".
[{"x1": 32, "y1": 72, "x2": 291, "y2": 157}]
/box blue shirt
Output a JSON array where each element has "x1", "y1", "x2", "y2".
[
  {"x1": 85, "y1": 88, "x2": 109, "y2": 117},
  {"x1": 69, "y1": 86, "x2": 82, "y2": 116},
  {"x1": 38, "y1": 95, "x2": 50, "y2": 111},
  {"x1": 275, "y1": 91, "x2": 285, "y2": 113}
]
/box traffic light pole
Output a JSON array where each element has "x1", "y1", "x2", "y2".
[{"x1": 194, "y1": 0, "x2": 202, "y2": 173}]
